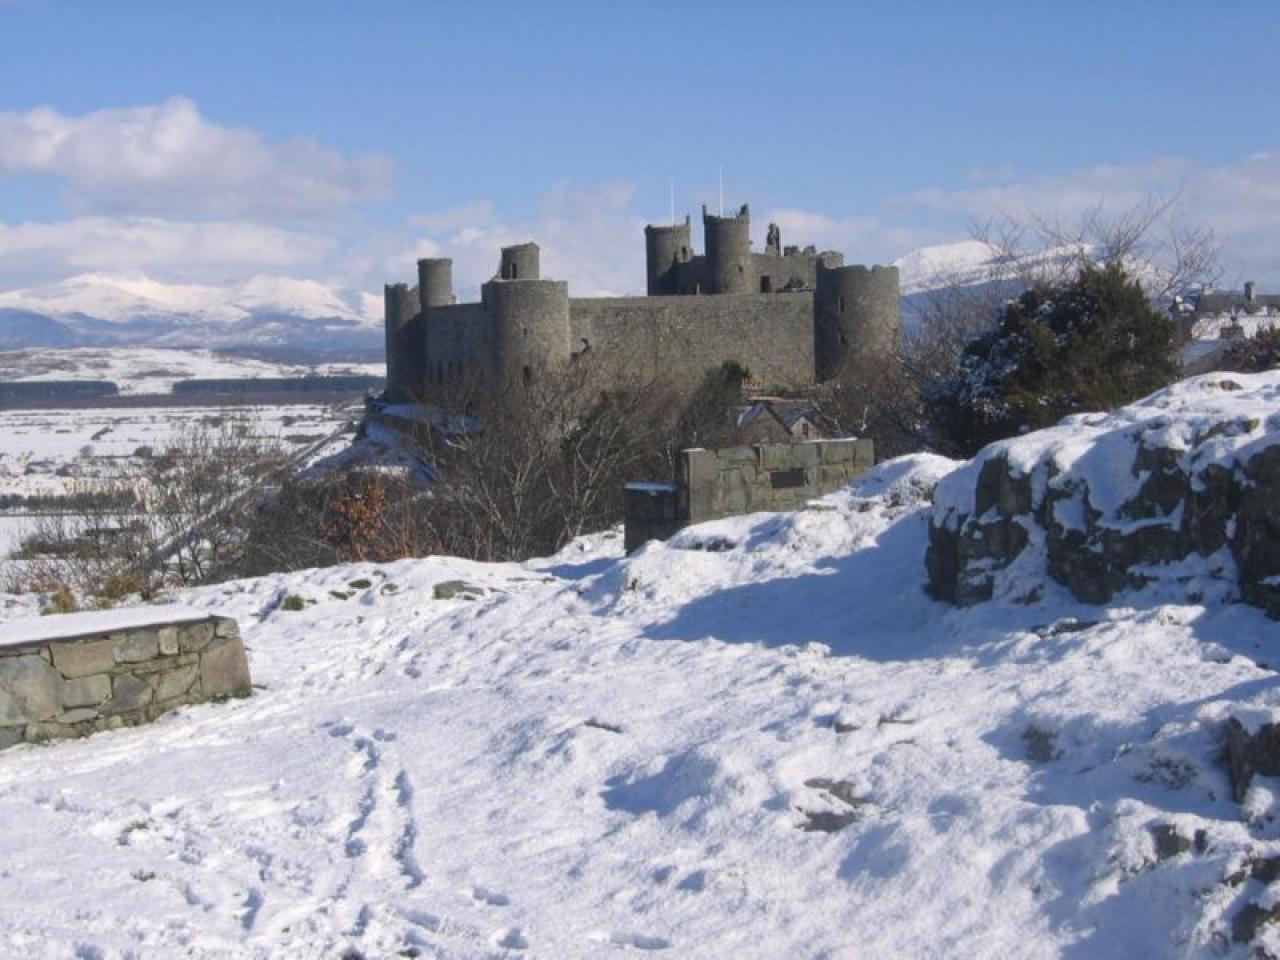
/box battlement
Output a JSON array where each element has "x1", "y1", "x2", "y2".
[{"x1": 383, "y1": 197, "x2": 901, "y2": 401}]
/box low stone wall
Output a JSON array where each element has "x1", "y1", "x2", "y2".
[
  {"x1": 625, "y1": 438, "x2": 874, "y2": 552},
  {"x1": 0, "y1": 607, "x2": 251, "y2": 750}
]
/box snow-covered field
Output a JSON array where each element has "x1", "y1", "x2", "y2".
[
  {"x1": 0, "y1": 404, "x2": 354, "y2": 500},
  {"x1": 0, "y1": 455, "x2": 1276, "y2": 958},
  {"x1": 0, "y1": 347, "x2": 383, "y2": 396}
]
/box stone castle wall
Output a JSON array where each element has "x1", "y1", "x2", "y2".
[
  {"x1": 571, "y1": 292, "x2": 815, "y2": 388},
  {"x1": 388, "y1": 205, "x2": 903, "y2": 400},
  {"x1": 624, "y1": 438, "x2": 875, "y2": 551},
  {"x1": 0, "y1": 607, "x2": 251, "y2": 750}
]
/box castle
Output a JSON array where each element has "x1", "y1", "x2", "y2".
[{"x1": 383, "y1": 203, "x2": 900, "y2": 401}]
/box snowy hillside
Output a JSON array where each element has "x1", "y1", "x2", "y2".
[
  {"x1": 1, "y1": 453, "x2": 1278, "y2": 958},
  {"x1": 0, "y1": 273, "x2": 382, "y2": 352},
  {"x1": 893, "y1": 239, "x2": 1005, "y2": 293}
]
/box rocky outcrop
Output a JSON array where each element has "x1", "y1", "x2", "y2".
[{"x1": 926, "y1": 373, "x2": 1280, "y2": 615}]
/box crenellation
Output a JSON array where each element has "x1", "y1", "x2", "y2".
[{"x1": 384, "y1": 196, "x2": 901, "y2": 399}]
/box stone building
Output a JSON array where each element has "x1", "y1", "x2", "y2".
[{"x1": 383, "y1": 203, "x2": 900, "y2": 400}]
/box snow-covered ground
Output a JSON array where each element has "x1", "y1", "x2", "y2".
[
  {"x1": 0, "y1": 404, "x2": 353, "y2": 500},
  {"x1": 0, "y1": 455, "x2": 1276, "y2": 958},
  {"x1": 0, "y1": 347, "x2": 383, "y2": 396},
  {"x1": 1192, "y1": 313, "x2": 1280, "y2": 342}
]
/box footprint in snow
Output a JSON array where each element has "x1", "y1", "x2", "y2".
[
  {"x1": 494, "y1": 927, "x2": 528, "y2": 949},
  {"x1": 472, "y1": 885, "x2": 510, "y2": 906},
  {"x1": 589, "y1": 930, "x2": 672, "y2": 950}
]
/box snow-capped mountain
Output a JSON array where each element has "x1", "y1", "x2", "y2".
[
  {"x1": 0, "y1": 272, "x2": 383, "y2": 353},
  {"x1": 892, "y1": 239, "x2": 1006, "y2": 293}
]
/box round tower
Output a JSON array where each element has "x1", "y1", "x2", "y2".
[
  {"x1": 644, "y1": 216, "x2": 692, "y2": 296},
  {"x1": 417, "y1": 257, "x2": 453, "y2": 310},
  {"x1": 702, "y1": 203, "x2": 754, "y2": 294},
  {"x1": 482, "y1": 278, "x2": 571, "y2": 388},
  {"x1": 814, "y1": 264, "x2": 900, "y2": 382},
  {"x1": 384, "y1": 282, "x2": 426, "y2": 401},
  {"x1": 499, "y1": 242, "x2": 540, "y2": 281}
]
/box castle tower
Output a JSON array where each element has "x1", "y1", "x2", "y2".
[
  {"x1": 417, "y1": 257, "x2": 453, "y2": 309},
  {"x1": 384, "y1": 282, "x2": 426, "y2": 402},
  {"x1": 482, "y1": 259, "x2": 570, "y2": 388},
  {"x1": 702, "y1": 203, "x2": 753, "y2": 294},
  {"x1": 814, "y1": 264, "x2": 901, "y2": 382},
  {"x1": 644, "y1": 216, "x2": 692, "y2": 296},
  {"x1": 499, "y1": 242, "x2": 540, "y2": 281}
]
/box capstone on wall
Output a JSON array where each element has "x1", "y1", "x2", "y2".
[{"x1": 0, "y1": 610, "x2": 251, "y2": 750}]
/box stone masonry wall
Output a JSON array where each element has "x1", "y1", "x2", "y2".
[
  {"x1": 625, "y1": 438, "x2": 874, "y2": 551},
  {"x1": 0, "y1": 610, "x2": 251, "y2": 750},
  {"x1": 571, "y1": 292, "x2": 816, "y2": 389}
]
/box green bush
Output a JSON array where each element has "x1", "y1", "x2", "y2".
[{"x1": 926, "y1": 263, "x2": 1179, "y2": 457}]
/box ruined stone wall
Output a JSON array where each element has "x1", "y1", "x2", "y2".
[
  {"x1": 570, "y1": 293, "x2": 816, "y2": 388},
  {"x1": 751, "y1": 250, "x2": 841, "y2": 294},
  {"x1": 680, "y1": 438, "x2": 875, "y2": 523},
  {"x1": 0, "y1": 609, "x2": 251, "y2": 750},
  {"x1": 624, "y1": 438, "x2": 875, "y2": 551}
]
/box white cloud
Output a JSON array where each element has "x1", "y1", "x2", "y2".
[
  {"x1": 889, "y1": 151, "x2": 1280, "y2": 286},
  {"x1": 0, "y1": 217, "x2": 336, "y2": 287},
  {"x1": 393, "y1": 181, "x2": 647, "y2": 298},
  {"x1": 0, "y1": 96, "x2": 393, "y2": 219}
]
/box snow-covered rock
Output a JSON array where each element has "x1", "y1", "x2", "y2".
[{"x1": 927, "y1": 371, "x2": 1280, "y2": 616}]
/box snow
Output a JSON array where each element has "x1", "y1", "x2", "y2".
[
  {"x1": 1192, "y1": 312, "x2": 1280, "y2": 342},
  {"x1": 935, "y1": 370, "x2": 1280, "y2": 521},
  {"x1": 0, "y1": 272, "x2": 378, "y2": 328},
  {"x1": 0, "y1": 347, "x2": 384, "y2": 395},
  {"x1": 893, "y1": 240, "x2": 1005, "y2": 293},
  {"x1": 0, "y1": 452, "x2": 1277, "y2": 956},
  {"x1": 1, "y1": 604, "x2": 211, "y2": 648}
]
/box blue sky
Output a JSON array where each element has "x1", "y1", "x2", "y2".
[{"x1": 2, "y1": 0, "x2": 1278, "y2": 301}]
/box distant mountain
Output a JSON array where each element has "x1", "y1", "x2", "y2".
[
  {"x1": 892, "y1": 240, "x2": 1007, "y2": 294},
  {"x1": 0, "y1": 240, "x2": 1162, "y2": 354},
  {"x1": 0, "y1": 272, "x2": 383, "y2": 353}
]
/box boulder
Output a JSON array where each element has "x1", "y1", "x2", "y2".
[{"x1": 926, "y1": 373, "x2": 1280, "y2": 616}]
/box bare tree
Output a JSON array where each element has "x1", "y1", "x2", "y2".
[
  {"x1": 817, "y1": 195, "x2": 1221, "y2": 457},
  {"x1": 6, "y1": 417, "x2": 286, "y2": 604},
  {"x1": 417, "y1": 356, "x2": 682, "y2": 561}
]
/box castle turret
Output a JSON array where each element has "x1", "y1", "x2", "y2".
[
  {"x1": 417, "y1": 257, "x2": 453, "y2": 309},
  {"x1": 814, "y1": 264, "x2": 900, "y2": 382},
  {"x1": 384, "y1": 282, "x2": 426, "y2": 402},
  {"x1": 499, "y1": 242, "x2": 540, "y2": 281},
  {"x1": 702, "y1": 203, "x2": 753, "y2": 294},
  {"x1": 482, "y1": 274, "x2": 571, "y2": 388},
  {"x1": 644, "y1": 216, "x2": 692, "y2": 296}
]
